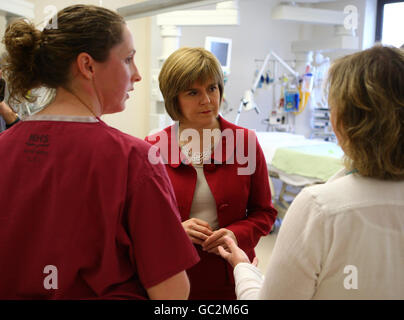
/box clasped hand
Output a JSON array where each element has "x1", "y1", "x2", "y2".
[{"x1": 182, "y1": 218, "x2": 237, "y2": 255}]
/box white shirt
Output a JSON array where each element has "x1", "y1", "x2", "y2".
[
  {"x1": 189, "y1": 165, "x2": 219, "y2": 230},
  {"x1": 234, "y1": 168, "x2": 404, "y2": 299}
]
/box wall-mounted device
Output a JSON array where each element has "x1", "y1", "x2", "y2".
[{"x1": 205, "y1": 36, "x2": 232, "y2": 76}]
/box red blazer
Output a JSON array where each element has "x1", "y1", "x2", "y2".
[{"x1": 145, "y1": 116, "x2": 277, "y2": 299}]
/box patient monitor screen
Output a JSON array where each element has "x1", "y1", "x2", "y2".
[
  {"x1": 205, "y1": 36, "x2": 232, "y2": 74},
  {"x1": 211, "y1": 42, "x2": 229, "y2": 66}
]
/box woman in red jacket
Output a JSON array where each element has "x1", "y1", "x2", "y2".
[{"x1": 146, "y1": 47, "x2": 277, "y2": 299}]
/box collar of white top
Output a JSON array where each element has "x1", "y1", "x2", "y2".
[{"x1": 22, "y1": 114, "x2": 99, "y2": 123}]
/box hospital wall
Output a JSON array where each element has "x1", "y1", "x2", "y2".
[
  {"x1": 165, "y1": 0, "x2": 377, "y2": 135},
  {"x1": 149, "y1": 0, "x2": 303, "y2": 134}
]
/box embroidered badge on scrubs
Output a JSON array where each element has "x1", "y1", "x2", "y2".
[{"x1": 24, "y1": 133, "x2": 50, "y2": 163}]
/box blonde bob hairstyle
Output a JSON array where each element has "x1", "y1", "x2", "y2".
[
  {"x1": 327, "y1": 45, "x2": 404, "y2": 180},
  {"x1": 159, "y1": 47, "x2": 224, "y2": 121}
]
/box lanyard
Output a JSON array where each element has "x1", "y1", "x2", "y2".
[{"x1": 346, "y1": 169, "x2": 358, "y2": 175}]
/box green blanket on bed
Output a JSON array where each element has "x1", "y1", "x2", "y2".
[{"x1": 271, "y1": 143, "x2": 344, "y2": 181}]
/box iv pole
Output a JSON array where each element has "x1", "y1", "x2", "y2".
[{"x1": 235, "y1": 51, "x2": 299, "y2": 125}]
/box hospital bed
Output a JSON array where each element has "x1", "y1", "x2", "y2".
[{"x1": 256, "y1": 131, "x2": 344, "y2": 217}]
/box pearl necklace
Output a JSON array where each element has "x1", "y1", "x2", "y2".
[
  {"x1": 178, "y1": 123, "x2": 221, "y2": 166},
  {"x1": 179, "y1": 143, "x2": 213, "y2": 165}
]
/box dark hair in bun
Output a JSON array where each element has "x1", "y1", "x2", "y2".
[{"x1": 2, "y1": 5, "x2": 125, "y2": 104}]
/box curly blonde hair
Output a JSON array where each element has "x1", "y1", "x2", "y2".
[
  {"x1": 158, "y1": 47, "x2": 224, "y2": 121},
  {"x1": 327, "y1": 45, "x2": 404, "y2": 180}
]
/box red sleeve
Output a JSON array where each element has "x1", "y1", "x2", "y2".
[
  {"x1": 126, "y1": 151, "x2": 199, "y2": 289},
  {"x1": 226, "y1": 135, "x2": 278, "y2": 252}
]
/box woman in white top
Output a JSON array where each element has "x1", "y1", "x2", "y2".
[{"x1": 219, "y1": 45, "x2": 404, "y2": 300}]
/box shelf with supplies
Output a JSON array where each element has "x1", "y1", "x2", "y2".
[{"x1": 310, "y1": 107, "x2": 336, "y2": 142}]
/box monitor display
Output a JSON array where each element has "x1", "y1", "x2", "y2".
[{"x1": 205, "y1": 36, "x2": 232, "y2": 75}]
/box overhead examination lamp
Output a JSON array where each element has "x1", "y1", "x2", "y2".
[
  {"x1": 235, "y1": 51, "x2": 299, "y2": 125},
  {"x1": 117, "y1": 0, "x2": 229, "y2": 19}
]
